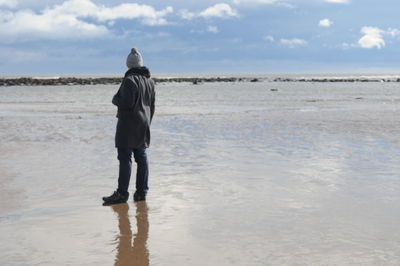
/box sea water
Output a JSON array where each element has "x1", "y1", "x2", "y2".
[{"x1": 0, "y1": 79, "x2": 400, "y2": 265}]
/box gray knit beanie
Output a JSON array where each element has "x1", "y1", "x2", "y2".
[{"x1": 126, "y1": 48, "x2": 143, "y2": 69}]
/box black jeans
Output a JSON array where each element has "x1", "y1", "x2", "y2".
[{"x1": 117, "y1": 147, "x2": 149, "y2": 197}]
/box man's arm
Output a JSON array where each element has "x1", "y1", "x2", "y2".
[
  {"x1": 150, "y1": 83, "x2": 155, "y2": 122},
  {"x1": 112, "y1": 78, "x2": 135, "y2": 109}
]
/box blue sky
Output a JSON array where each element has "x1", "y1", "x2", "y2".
[{"x1": 0, "y1": 0, "x2": 399, "y2": 75}]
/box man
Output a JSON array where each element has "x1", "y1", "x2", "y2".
[{"x1": 103, "y1": 48, "x2": 155, "y2": 205}]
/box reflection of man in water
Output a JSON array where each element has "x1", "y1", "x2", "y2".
[{"x1": 111, "y1": 203, "x2": 149, "y2": 266}]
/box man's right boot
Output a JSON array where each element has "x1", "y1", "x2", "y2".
[{"x1": 102, "y1": 191, "x2": 129, "y2": 206}]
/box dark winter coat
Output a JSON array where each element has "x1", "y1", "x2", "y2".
[{"x1": 112, "y1": 67, "x2": 155, "y2": 149}]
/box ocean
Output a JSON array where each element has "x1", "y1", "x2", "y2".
[{"x1": 1, "y1": 77, "x2": 400, "y2": 265}]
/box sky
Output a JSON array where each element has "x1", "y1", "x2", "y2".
[{"x1": 0, "y1": 0, "x2": 399, "y2": 75}]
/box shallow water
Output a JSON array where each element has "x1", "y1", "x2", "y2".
[{"x1": 1, "y1": 81, "x2": 400, "y2": 265}]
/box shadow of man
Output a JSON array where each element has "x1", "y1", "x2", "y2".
[{"x1": 111, "y1": 202, "x2": 149, "y2": 266}]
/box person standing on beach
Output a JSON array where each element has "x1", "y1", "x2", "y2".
[{"x1": 103, "y1": 48, "x2": 155, "y2": 205}]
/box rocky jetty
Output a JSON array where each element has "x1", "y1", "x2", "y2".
[
  {"x1": 0, "y1": 76, "x2": 258, "y2": 86},
  {"x1": 0, "y1": 77, "x2": 122, "y2": 86},
  {"x1": 272, "y1": 77, "x2": 400, "y2": 83},
  {"x1": 1, "y1": 75, "x2": 400, "y2": 86}
]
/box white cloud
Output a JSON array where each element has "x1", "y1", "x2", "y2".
[
  {"x1": 345, "y1": 26, "x2": 400, "y2": 50},
  {"x1": 199, "y1": 3, "x2": 238, "y2": 18},
  {"x1": 232, "y1": 0, "x2": 294, "y2": 8},
  {"x1": 387, "y1": 28, "x2": 400, "y2": 37},
  {"x1": 325, "y1": 0, "x2": 349, "y2": 3},
  {"x1": 46, "y1": 0, "x2": 173, "y2": 25},
  {"x1": 319, "y1": 18, "x2": 332, "y2": 27},
  {"x1": 280, "y1": 38, "x2": 307, "y2": 48},
  {"x1": 233, "y1": 0, "x2": 278, "y2": 4},
  {"x1": 190, "y1": 26, "x2": 220, "y2": 34},
  {"x1": 0, "y1": 10, "x2": 13, "y2": 21},
  {"x1": 179, "y1": 9, "x2": 196, "y2": 20},
  {"x1": 358, "y1": 26, "x2": 385, "y2": 49},
  {"x1": 264, "y1": 35, "x2": 308, "y2": 48},
  {"x1": 341, "y1": 42, "x2": 351, "y2": 49},
  {"x1": 0, "y1": 9, "x2": 110, "y2": 42},
  {"x1": 0, "y1": 0, "x2": 173, "y2": 42},
  {"x1": 0, "y1": 0, "x2": 17, "y2": 8},
  {"x1": 180, "y1": 3, "x2": 238, "y2": 20},
  {"x1": 263, "y1": 35, "x2": 275, "y2": 42},
  {"x1": 207, "y1": 25, "x2": 219, "y2": 33}
]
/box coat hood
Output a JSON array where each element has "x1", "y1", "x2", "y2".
[{"x1": 125, "y1": 67, "x2": 151, "y2": 78}]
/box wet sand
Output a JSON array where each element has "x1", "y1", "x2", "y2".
[{"x1": 1, "y1": 81, "x2": 400, "y2": 265}]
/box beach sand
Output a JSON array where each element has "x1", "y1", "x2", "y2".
[{"x1": 1, "y1": 80, "x2": 400, "y2": 265}]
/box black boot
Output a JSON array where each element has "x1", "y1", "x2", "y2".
[
  {"x1": 102, "y1": 191, "x2": 129, "y2": 206},
  {"x1": 133, "y1": 191, "x2": 146, "y2": 202}
]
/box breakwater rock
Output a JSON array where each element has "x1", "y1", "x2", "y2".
[
  {"x1": 2, "y1": 76, "x2": 400, "y2": 86},
  {"x1": 0, "y1": 76, "x2": 257, "y2": 86},
  {"x1": 0, "y1": 77, "x2": 122, "y2": 86},
  {"x1": 272, "y1": 77, "x2": 400, "y2": 83}
]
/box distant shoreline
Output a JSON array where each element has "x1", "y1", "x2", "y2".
[{"x1": 1, "y1": 76, "x2": 400, "y2": 86}]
